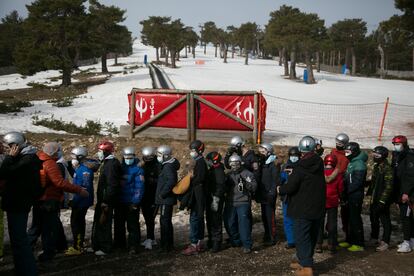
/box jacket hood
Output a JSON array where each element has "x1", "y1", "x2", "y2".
[
  {"x1": 20, "y1": 145, "x2": 38, "y2": 156},
  {"x1": 297, "y1": 152, "x2": 322, "y2": 174},
  {"x1": 164, "y1": 158, "x2": 180, "y2": 170},
  {"x1": 351, "y1": 151, "x2": 368, "y2": 163},
  {"x1": 37, "y1": 150, "x2": 54, "y2": 161},
  {"x1": 331, "y1": 148, "x2": 345, "y2": 156}
]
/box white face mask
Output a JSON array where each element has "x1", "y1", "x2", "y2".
[
  {"x1": 345, "y1": 152, "x2": 352, "y2": 157},
  {"x1": 289, "y1": 156, "x2": 299, "y2": 163},
  {"x1": 190, "y1": 151, "x2": 198, "y2": 159},
  {"x1": 394, "y1": 144, "x2": 403, "y2": 152},
  {"x1": 157, "y1": 156, "x2": 163, "y2": 163},
  {"x1": 124, "y1": 159, "x2": 134, "y2": 166},
  {"x1": 71, "y1": 159, "x2": 79, "y2": 168},
  {"x1": 97, "y1": 150, "x2": 105, "y2": 161}
]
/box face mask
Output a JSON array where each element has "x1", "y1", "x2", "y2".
[
  {"x1": 125, "y1": 159, "x2": 134, "y2": 166},
  {"x1": 97, "y1": 151, "x2": 105, "y2": 161},
  {"x1": 157, "y1": 156, "x2": 163, "y2": 163},
  {"x1": 71, "y1": 159, "x2": 79, "y2": 168},
  {"x1": 315, "y1": 147, "x2": 324, "y2": 156},
  {"x1": 289, "y1": 156, "x2": 299, "y2": 163},
  {"x1": 345, "y1": 152, "x2": 351, "y2": 157},
  {"x1": 336, "y1": 145, "x2": 345, "y2": 151},
  {"x1": 394, "y1": 144, "x2": 403, "y2": 152},
  {"x1": 230, "y1": 163, "x2": 241, "y2": 171},
  {"x1": 190, "y1": 151, "x2": 198, "y2": 159}
]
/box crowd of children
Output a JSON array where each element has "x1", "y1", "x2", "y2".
[{"x1": 0, "y1": 131, "x2": 413, "y2": 276}]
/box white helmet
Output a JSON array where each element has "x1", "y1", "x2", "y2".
[
  {"x1": 71, "y1": 146, "x2": 88, "y2": 159},
  {"x1": 335, "y1": 133, "x2": 349, "y2": 145},
  {"x1": 141, "y1": 146, "x2": 155, "y2": 157},
  {"x1": 229, "y1": 154, "x2": 242, "y2": 171},
  {"x1": 156, "y1": 145, "x2": 172, "y2": 162},
  {"x1": 3, "y1": 131, "x2": 26, "y2": 148},
  {"x1": 259, "y1": 143, "x2": 274, "y2": 154},
  {"x1": 298, "y1": 136, "x2": 316, "y2": 153},
  {"x1": 122, "y1": 146, "x2": 136, "y2": 156},
  {"x1": 230, "y1": 136, "x2": 245, "y2": 147}
]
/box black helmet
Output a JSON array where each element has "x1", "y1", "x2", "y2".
[
  {"x1": 206, "y1": 151, "x2": 222, "y2": 164},
  {"x1": 189, "y1": 140, "x2": 205, "y2": 154},
  {"x1": 288, "y1": 146, "x2": 300, "y2": 157},
  {"x1": 373, "y1": 146, "x2": 389, "y2": 162},
  {"x1": 345, "y1": 142, "x2": 360, "y2": 160}
]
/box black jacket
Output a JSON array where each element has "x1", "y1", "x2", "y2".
[
  {"x1": 189, "y1": 157, "x2": 208, "y2": 215},
  {"x1": 256, "y1": 160, "x2": 280, "y2": 204},
  {"x1": 279, "y1": 152, "x2": 325, "y2": 220},
  {"x1": 142, "y1": 159, "x2": 160, "y2": 206},
  {"x1": 206, "y1": 163, "x2": 226, "y2": 199},
  {"x1": 97, "y1": 156, "x2": 122, "y2": 205},
  {"x1": 155, "y1": 158, "x2": 180, "y2": 206},
  {"x1": 226, "y1": 168, "x2": 257, "y2": 206},
  {"x1": 395, "y1": 150, "x2": 414, "y2": 197},
  {"x1": 0, "y1": 146, "x2": 42, "y2": 212}
]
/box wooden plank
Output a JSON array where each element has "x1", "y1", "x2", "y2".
[
  {"x1": 130, "y1": 88, "x2": 257, "y2": 95},
  {"x1": 186, "y1": 93, "x2": 191, "y2": 141},
  {"x1": 253, "y1": 93, "x2": 258, "y2": 144},
  {"x1": 190, "y1": 92, "x2": 195, "y2": 141},
  {"x1": 129, "y1": 91, "x2": 136, "y2": 139},
  {"x1": 194, "y1": 95, "x2": 254, "y2": 130},
  {"x1": 132, "y1": 95, "x2": 186, "y2": 134}
]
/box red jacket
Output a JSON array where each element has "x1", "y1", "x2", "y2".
[
  {"x1": 37, "y1": 151, "x2": 82, "y2": 202},
  {"x1": 325, "y1": 168, "x2": 344, "y2": 208},
  {"x1": 331, "y1": 149, "x2": 349, "y2": 175}
]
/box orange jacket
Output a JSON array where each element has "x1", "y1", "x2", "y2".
[
  {"x1": 331, "y1": 148, "x2": 349, "y2": 175},
  {"x1": 37, "y1": 151, "x2": 82, "y2": 202}
]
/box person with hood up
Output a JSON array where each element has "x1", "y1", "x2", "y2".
[
  {"x1": 155, "y1": 145, "x2": 180, "y2": 252},
  {"x1": 0, "y1": 132, "x2": 40, "y2": 275},
  {"x1": 339, "y1": 142, "x2": 368, "y2": 252},
  {"x1": 278, "y1": 136, "x2": 325, "y2": 276},
  {"x1": 257, "y1": 143, "x2": 280, "y2": 246}
]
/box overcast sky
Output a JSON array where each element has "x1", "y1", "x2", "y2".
[{"x1": 0, "y1": 0, "x2": 401, "y2": 37}]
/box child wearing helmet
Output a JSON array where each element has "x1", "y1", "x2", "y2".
[
  {"x1": 316, "y1": 154, "x2": 343, "y2": 254},
  {"x1": 366, "y1": 146, "x2": 393, "y2": 252}
]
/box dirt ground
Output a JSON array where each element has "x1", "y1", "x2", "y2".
[{"x1": 0, "y1": 133, "x2": 413, "y2": 275}]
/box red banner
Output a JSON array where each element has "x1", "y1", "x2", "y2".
[{"x1": 128, "y1": 90, "x2": 266, "y2": 131}]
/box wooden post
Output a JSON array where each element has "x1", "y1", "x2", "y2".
[
  {"x1": 129, "y1": 91, "x2": 136, "y2": 139},
  {"x1": 253, "y1": 93, "x2": 258, "y2": 144},
  {"x1": 186, "y1": 92, "x2": 191, "y2": 141},
  {"x1": 378, "y1": 97, "x2": 390, "y2": 142},
  {"x1": 190, "y1": 91, "x2": 195, "y2": 141},
  {"x1": 257, "y1": 91, "x2": 262, "y2": 144}
]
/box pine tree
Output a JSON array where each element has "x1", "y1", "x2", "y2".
[
  {"x1": 140, "y1": 16, "x2": 171, "y2": 62},
  {"x1": 0, "y1": 11, "x2": 23, "y2": 67}
]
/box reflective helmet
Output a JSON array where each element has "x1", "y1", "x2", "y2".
[
  {"x1": 298, "y1": 136, "x2": 316, "y2": 153},
  {"x1": 345, "y1": 142, "x2": 360, "y2": 159},
  {"x1": 230, "y1": 136, "x2": 245, "y2": 147},
  {"x1": 229, "y1": 154, "x2": 242, "y2": 164},
  {"x1": 373, "y1": 146, "x2": 389, "y2": 162},
  {"x1": 335, "y1": 133, "x2": 349, "y2": 145},
  {"x1": 189, "y1": 140, "x2": 205, "y2": 154},
  {"x1": 98, "y1": 141, "x2": 114, "y2": 153},
  {"x1": 206, "y1": 151, "x2": 222, "y2": 164},
  {"x1": 43, "y1": 142, "x2": 61, "y2": 157},
  {"x1": 141, "y1": 146, "x2": 155, "y2": 157},
  {"x1": 288, "y1": 146, "x2": 300, "y2": 157},
  {"x1": 324, "y1": 154, "x2": 338, "y2": 167},
  {"x1": 122, "y1": 146, "x2": 136, "y2": 156},
  {"x1": 392, "y1": 135, "x2": 407, "y2": 145},
  {"x1": 157, "y1": 145, "x2": 172, "y2": 158},
  {"x1": 71, "y1": 146, "x2": 88, "y2": 159},
  {"x1": 259, "y1": 143, "x2": 274, "y2": 155},
  {"x1": 3, "y1": 131, "x2": 26, "y2": 148}
]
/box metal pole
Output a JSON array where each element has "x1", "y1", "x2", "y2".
[
  {"x1": 129, "y1": 91, "x2": 136, "y2": 139},
  {"x1": 378, "y1": 97, "x2": 390, "y2": 142},
  {"x1": 186, "y1": 93, "x2": 191, "y2": 141}
]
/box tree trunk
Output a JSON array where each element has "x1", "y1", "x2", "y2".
[
  {"x1": 176, "y1": 50, "x2": 180, "y2": 61},
  {"x1": 101, "y1": 52, "x2": 108, "y2": 73},
  {"x1": 283, "y1": 50, "x2": 289, "y2": 76},
  {"x1": 289, "y1": 50, "x2": 296, "y2": 79},
  {"x1": 184, "y1": 46, "x2": 187, "y2": 58},
  {"x1": 244, "y1": 40, "x2": 248, "y2": 65},
  {"x1": 351, "y1": 47, "x2": 356, "y2": 75},
  {"x1": 232, "y1": 46, "x2": 235, "y2": 58},
  {"x1": 279, "y1": 48, "x2": 283, "y2": 66},
  {"x1": 192, "y1": 46, "x2": 195, "y2": 58},
  {"x1": 322, "y1": 51, "x2": 325, "y2": 65},
  {"x1": 224, "y1": 45, "x2": 228, "y2": 63},
  {"x1": 316, "y1": 51, "x2": 320, "y2": 72},
  {"x1": 305, "y1": 51, "x2": 315, "y2": 84},
  {"x1": 412, "y1": 47, "x2": 414, "y2": 71},
  {"x1": 338, "y1": 50, "x2": 341, "y2": 66},
  {"x1": 62, "y1": 66, "x2": 71, "y2": 86},
  {"x1": 204, "y1": 43, "x2": 206, "y2": 55},
  {"x1": 215, "y1": 44, "x2": 218, "y2": 58},
  {"x1": 378, "y1": 44, "x2": 385, "y2": 79},
  {"x1": 114, "y1": 54, "x2": 118, "y2": 66},
  {"x1": 171, "y1": 50, "x2": 176, "y2": 68},
  {"x1": 165, "y1": 50, "x2": 169, "y2": 66},
  {"x1": 156, "y1": 47, "x2": 160, "y2": 62},
  {"x1": 73, "y1": 47, "x2": 80, "y2": 69},
  {"x1": 345, "y1": 48, "x2": 350, "y2": 69}
]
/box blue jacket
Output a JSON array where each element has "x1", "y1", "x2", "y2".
[
  {"x1": 72, "y1": 163, "x2": 94, "y2": 208},
  {"x1": 121, "y1": 159, "x2": 145, "y2": 205}
]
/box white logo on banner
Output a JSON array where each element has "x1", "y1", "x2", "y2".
[
  {"x1": 136, "y1": 98, "x2": 148, "y2": 119},
  {"x1": 150, "y1": 98, "x2": 155, "y2": 118},
  {"x1": 236, "y1": 100, "x2": 254, "y2": 124}
]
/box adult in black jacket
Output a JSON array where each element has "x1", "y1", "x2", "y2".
[
  {"x1": 0, "y1": 132, "x2": 39, "y2": 276},
  {"x1": 155, "y1": 145, "x2": 180, "y2": 252},
  {"x1": 140, "y1": 146, "x2": 160, "y2": 249},
  {"x1": 183, "y1": 140, "x2": 208, "y2": 256},
  {"x1": 391, "y1": 136, "x2": 414, "y2": 253},
  {"x1": 205, "y1": 152, "x2": 226, "y2": 253},
  {"x1": 257, "y1": 143, "x2": 280, "y2": 246},
  {"x1": 92, "y1": 141, "x2": 122, "y2": 256},
  {"x1": 278, "y1": 136, "x2": 325, "y2": 276}
]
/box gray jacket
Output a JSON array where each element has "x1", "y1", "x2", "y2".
[{"x1": 226, "y1": 169, "x2": 257, "y2": 206}]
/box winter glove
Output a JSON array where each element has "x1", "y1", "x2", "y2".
[
  {"x1": 211, "y1": 196, "x2": 220, "y2": 212},
  {"x1": 129, "y1": 204, "x2": 139, "y2": 212}
]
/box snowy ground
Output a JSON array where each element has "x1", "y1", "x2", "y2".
[{"x1": 1, "y1": 40, "x2": 414, "y2": 148}]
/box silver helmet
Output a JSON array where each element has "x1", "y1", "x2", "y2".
[
  {"x1": 71, "y1": 146, "x2": 88, "y2": 159},
  {"x1": 259, "y1": 143, "x2": 274, "y2": 154},
  {"x1": 157, "y1": 145, "x2": 172, "y2": 158},
  {"x1": 229, "y1": 154, "x2": 242, "y2": 170},
  {"x1": 122, "y1": 146, "x2": 136, "y2": 156},
  {"x1": 230, "y1": 136, "x2": 245, "y2": 147},
  {"x1": 141, "y1": 146, "x2": 155, "y2": 157},
  {"x1": 3, "y1": 131, "x2": 26, "y2": 148},
  {"x1": 335, "y1": 133, "x2": 349, "y2": 145},
  {"x1": 298, "y1": 136, "x2": 316, "y2": 153}
]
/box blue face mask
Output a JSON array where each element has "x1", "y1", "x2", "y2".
[
  {"x1": 125, "y1": 159, "x2": 134, "y2": 166},
  {"x1": 289, "y1": 156, "x2": 299, "y2": 163}
]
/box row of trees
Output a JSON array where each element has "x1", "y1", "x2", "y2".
[
  {"x1": 141, "y1": 1, "x2": 413, "y2": 83},
  {"x1": 0, "y1": 0, "x2": 132, "y2": 86}
]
